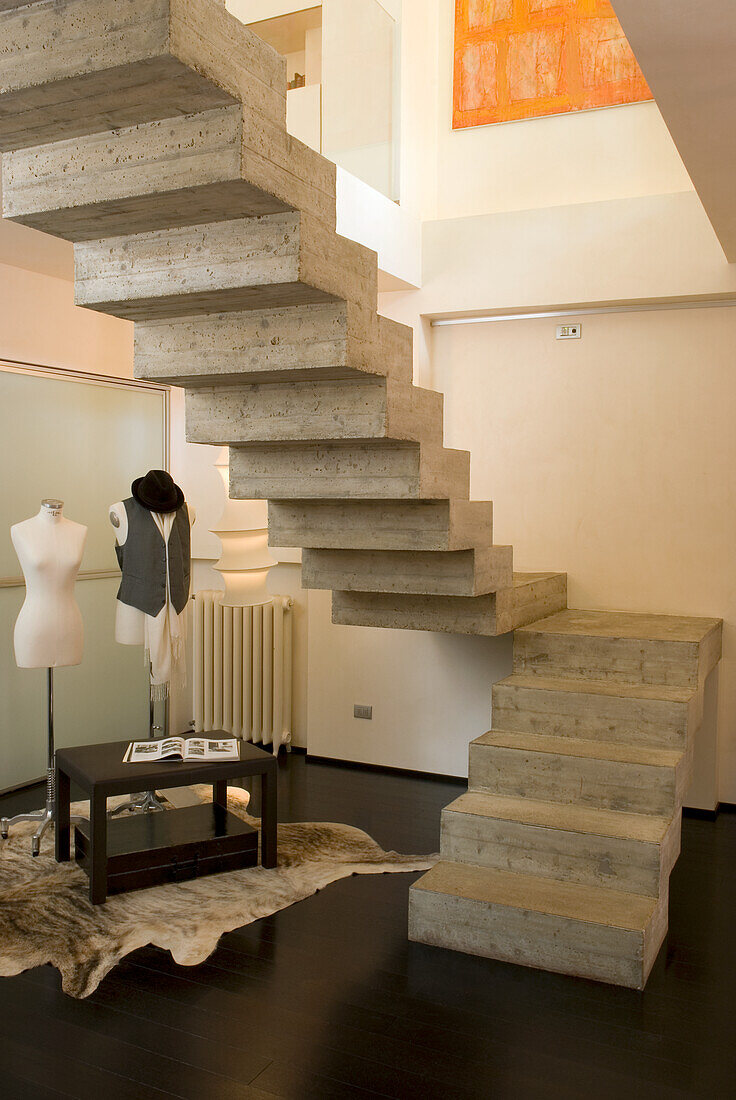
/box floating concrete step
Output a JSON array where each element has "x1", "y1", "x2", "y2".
[
  {"x1": 331, "y1": 572, "x2": 568, "y2": 636},
  {"x1": 408, "y1": 860, "x2": 665, "y2": 989},
  {"x1": 302, "y1": 545, "x2": 512, "y2": 597},
  {"x1": 468, "y1": 730, "x2": 687, "y2": 816},
  {"x1": 74, "y1": 212, "x2": 376, "y2": 321},
  {"x1": 514, "y1": 609, "x2": 723, "y2": 689},
  {"x1": 185, "y1": 378, "x2": 443, "y2": 447},
  {"x1": 441, "y1": 792, "x2": 680, "y2": 897},
  {"x1": 135, "y1": 303, "x2": 412, "y2": 388},
  {"x1": 229, "y1": 441, "x2": 471, "y2": 502},
  {"x1": 0, "y1": 0, "x2": 283, "y2": 150},
  {"x1": 268, "y1": 499, "x2": 494, "y2": 552},
  {"x1": 3, "y1": 102, "x2": 336, "y2": 239},
  {"x1": 492, "y1": 673, "x2": 700, "y2": 751}
]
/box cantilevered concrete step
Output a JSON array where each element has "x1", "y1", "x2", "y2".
[
  {"x1": 0, "y1": 0, "x2": 279, "y2": 150},
  {"x1": 331, "y1": 572, "x2": 567, "y2": 636},
  {"x1": 3, "y1": 103, "x2": 335, "y2": 239},
  {"x1": 229, "y1": 441, "x2": 470, "y2": 501},
  {"x1": 514, "y1": 609, "x2": 723, "y2": 689},
  {"x1": 492, "y1": 673, "x2": 700, "y2": 751},
  {"x1": 268, "y1": 499, "x2": 493, "y2": 552},
  {"x1": 135, "y1": 303, "x2": 413, "y2": 388},
  {"x1": 74, "y1": 211, "x2": 376, "y2": 321},
  {"x1": 185, "y1": 378, "x2": 443, "y2": 447},
  {"x1": 468, "y1": 730, "x2": 687, "y2": 816},
  {"x1": 408, "y1": 860, "x2": 664, "y2": 989},
  {"x1": 441, "y1": 792, "x2": 679, "y2": 897},
  {"x1": 302, "y1": 545, "x2": 513, "y2": 597}
]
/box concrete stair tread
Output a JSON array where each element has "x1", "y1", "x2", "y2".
[
  {"x1": 332, "y1": 572, "x2": 567, "y2": 636},
  {"x1": 268, "y1": 499, "x2": 494, "y2": 552},
  {"x1": 519, "y1": 609, "x2": 722, "y2": 644},
  {"x1": 302, "y1": 545, "x2": 513, "y2": 597},
  {"x1": 413, "y1": 861, "x2": 657, "y2": 932},
  {"x1": 185, "y1": 378, "x2": 444, "y2": 448},
  {"x1": 496, "y1": 672, "x2": 694, "y2": 704},
  {"x1": 74, "y1": 211, "x2": 378, "y2": 322},
  {"x1": 445, "y1": 791, "x2": 672, "y2": 844},
  {"x1": 475, "y1": 729, "x2": 682, "y2": 768}
]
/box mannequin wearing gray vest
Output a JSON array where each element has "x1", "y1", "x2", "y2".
[
  {"x1": 110, "y1": 497, "x2": 194, "y2": 642},
  {"x1": 116, "y1": 497, "x2": 191, "y2": 616}
]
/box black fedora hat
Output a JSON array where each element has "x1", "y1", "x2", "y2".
[{"x1": 131, "y1": 470, "x2": 184, "y2": 514}]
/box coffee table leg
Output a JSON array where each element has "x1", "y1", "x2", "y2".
[
  {"x1": 261, "y1": 768, "x2": 277, "y2": 868},
  {"x1": 89, "y1": 790, "x2": 108, "y2": 905},
  {"x1": 213, "y1": 780, "x2": 228, "y2": 809},
  {"x1": 54, "y1": 766, "x2": 71, "y2": 862}
]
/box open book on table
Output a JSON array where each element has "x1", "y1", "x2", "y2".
[{"x1": 123, "y1": 736, "x2": 240, "y2": 764}]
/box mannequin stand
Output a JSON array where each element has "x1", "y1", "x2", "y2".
[
  {"x1": 1, "y1": 669, "x2": 85, "y2": 856},
  {"x1": 108, "y1": 670, "x2": 167, "y2": 817}
]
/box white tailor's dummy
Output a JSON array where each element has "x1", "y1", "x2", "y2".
[
  {"x1": 110, "y1": 470, "x2": 195, "y2": 699},
  {"x1": 12, "y1": 499, "x2": 87, "y2": 668}
]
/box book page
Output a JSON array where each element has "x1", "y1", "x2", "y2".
[
  {"x1": 183, "y1": 738, "x2": 207, "y2": 760},
  {"x1": 205, "y1": 738, "x2": 239, "y2": 759}
]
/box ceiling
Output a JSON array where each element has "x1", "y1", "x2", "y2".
[{"x1": 613, "y1": 0, "x2": 736, "y2": 262}]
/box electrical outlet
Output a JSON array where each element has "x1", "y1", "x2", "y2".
[
  {"x1": 556, "y1": 323, "x2": 582, "y2": 340},
  {"x1": 354, "y1": 704, "x2": 373, "y2": 720}
]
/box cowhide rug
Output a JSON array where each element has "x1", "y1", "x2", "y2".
[{"x1": 0, "y1": 785, "x2": 434, "y2": 998}]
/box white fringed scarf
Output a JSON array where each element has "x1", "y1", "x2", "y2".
[{"x1": 143, "y1": 511, "x2": 187, "y2": 700}]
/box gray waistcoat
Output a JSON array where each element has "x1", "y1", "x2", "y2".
[{"x1": 116, "y1": 498, "x2": 191, "y2": 617}]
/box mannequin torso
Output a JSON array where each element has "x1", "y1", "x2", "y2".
[
  {"x1": 109, "y1": 499, "x2": 196, "y2": 645},
  {"x1": 12, "y1": 500, "x2": 87, "y2": 668}
]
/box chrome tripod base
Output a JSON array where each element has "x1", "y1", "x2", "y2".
[
  {"x1": 1, "y1": 771, "x2": 86, "y2": 856},
  {"x1": 108, "y1": 789, "x2": 165, "y2": 817}
]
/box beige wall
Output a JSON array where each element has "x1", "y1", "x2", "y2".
[
  {"x1": 431, "y1": 306, "x2": 736, "y2": 806},
  {"x1": 0, "y1": 261, "x2": 133, "y2": 379}
]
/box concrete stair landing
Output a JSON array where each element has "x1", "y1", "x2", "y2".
[{"x1": 409, "y1": 610, "x2": 722, "y2": 988}]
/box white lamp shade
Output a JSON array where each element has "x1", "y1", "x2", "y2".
[{"x1": 211, "y1": 459, "x2": 277, "y2": 607}]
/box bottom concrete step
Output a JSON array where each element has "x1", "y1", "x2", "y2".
[
  {"x1": 331, "y1": 572, "x2": 567, "y2": 636},
  {"x1": 408, "y1": 861, "x2": 665, "y2": 989}
]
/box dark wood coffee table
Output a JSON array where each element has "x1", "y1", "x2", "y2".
[{"x1": 55, "y1": 738, "x2": 278, "y2": 904}]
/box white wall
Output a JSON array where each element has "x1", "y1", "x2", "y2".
[
  {"x1": 430, "y1": 306, "x2": 736, "y2": 807},
  {"x1": 307, "y1": 588, "x2": 510, "y2": 776}
]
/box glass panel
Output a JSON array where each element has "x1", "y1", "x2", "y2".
[
  {"x1": 0, "y1": 367, "x2": 166, "y2": 790},
  {"x1": 0, "y1": 580, "x2": 150, "y2": 790},
  {"x1": 322, "y1": 0, "x2": 399, "y2": 200},
  {"x1": 0, "y1": 369, "x2": 166, "y2": 577}
]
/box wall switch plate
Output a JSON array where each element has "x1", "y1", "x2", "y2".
[
  {"x1": 556, "y1": 323, "x2": 582, "y2": 340},
  {"x1": 354, "y1": 704, "x2": 373, "y2": 720}
]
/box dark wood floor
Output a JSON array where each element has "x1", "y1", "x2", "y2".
[{"x1": 0, "y1": 754, "x2": 734, "y2": 1099}]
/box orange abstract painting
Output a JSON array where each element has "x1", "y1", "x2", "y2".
[{"x1": 453, "y1": 0, "x2": 652, "y2": 129}]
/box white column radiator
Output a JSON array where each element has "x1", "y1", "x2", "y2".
[{"x1": 193, "y1": 591, "x2": 293, "y2": 753}]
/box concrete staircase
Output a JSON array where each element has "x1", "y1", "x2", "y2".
[
  {"x1": 410, "y1": 611, "x2": 722, "y2": 988},
  {"x1": 0, "y1": 0, "x2": 721, "y2": 987},
  {"x1": 0, "y1": 0, "x2": 566, "y2": 636}
]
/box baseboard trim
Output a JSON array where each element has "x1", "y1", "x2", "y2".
[
  {"x1": 683, "y1": 807, "x2": 718, "y2": 821},
  {"x1": 305, "y1": 753, "x2": 465, "y2": 785},
  {"x1": 683, "y1": 801, "x2": 736, "y2": 821},
  {"x1": 0, "y1": 775, "x2": 44, "y2": 798}
]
